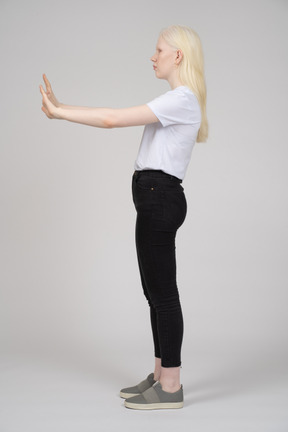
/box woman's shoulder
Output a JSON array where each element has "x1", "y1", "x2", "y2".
[
  {"x1": 169, "y1": 86, "x2": 200, "y2": 111},
  {"x1": 161, "y1": 86, "x2": 196, "y2": 103},
  {"x1": 172, "y1": 86, "x2": 196, "y2": 99},
  {"x1": 150, "y1": 86, "x2": 194, "y2": 101}
]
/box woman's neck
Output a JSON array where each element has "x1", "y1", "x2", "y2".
[{"x1": 168, "y1": 76, "x2": 184, "y2": 90}]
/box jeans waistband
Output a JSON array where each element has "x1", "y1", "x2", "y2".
[{"x1": 134, "y1": 170, "x2": 182, "y2": 183}]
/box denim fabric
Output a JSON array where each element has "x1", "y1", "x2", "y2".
[{"x1": 132, "y1": 170, "x2": 187, "y2": 367}]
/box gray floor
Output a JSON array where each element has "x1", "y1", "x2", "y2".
[{"x1": 1, "y1": 342, "x2": 287, "y2": 432}]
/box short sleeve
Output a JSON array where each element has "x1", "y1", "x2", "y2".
[{"x1": 146, "y1": 88, "x2": 201, "y2": 127}]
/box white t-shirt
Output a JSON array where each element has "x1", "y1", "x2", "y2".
[{"x1": 134, "y1": 86, "x2": 201, "y2": 180}]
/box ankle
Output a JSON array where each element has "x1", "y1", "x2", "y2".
[
  {"x1": 153, "y1": 370, "x2": 161, "y2": 381},
  {"x1": 159, "y1": 366, "x2": 181, "y2": 392},
  {"x1": 160, "y1": 380, "x2": 181, "y2": 393},
  {"x1": 154, "y1": 357, "x2": 161, "y2": 381}
]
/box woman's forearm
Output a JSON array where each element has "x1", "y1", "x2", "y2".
[
  {"x1": 57, "y1": 106, "x2": 113, "y2": 128},
  {"x1": 59, "y1": 103, "x2": 91, "y2": 110}
]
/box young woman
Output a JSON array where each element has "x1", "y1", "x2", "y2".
[{"x1": 40, "y1": 24, "x2": 208, "y2": 410}]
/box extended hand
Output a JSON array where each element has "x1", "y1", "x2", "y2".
[
  {"x1": 42, "y1": 74, "x2": 61, "y2": 107},
  {"x1": 39, "y1": 74, "x2": 61, "y2": 119}
]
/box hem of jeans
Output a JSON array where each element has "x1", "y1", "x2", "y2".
[{"x1": 161, "y1": 361, "x2": 182, "y2": 368}]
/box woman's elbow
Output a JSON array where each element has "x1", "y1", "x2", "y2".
[
  {"x1": 102, "y1": 118, "x2": 114, "y2": 128},
  {"x1": 102, "y1": 112, "x2": 117, "y2": 128}
]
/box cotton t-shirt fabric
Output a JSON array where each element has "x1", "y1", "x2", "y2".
[{"x1": 134, "y1": 86, "x2": 201, "y2": 180}]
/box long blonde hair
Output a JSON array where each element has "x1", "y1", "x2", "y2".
[{"x1": 160, "y1": 25, "x2": 208, "y2": 142}]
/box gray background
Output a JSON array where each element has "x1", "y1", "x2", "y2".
[{"x1": 0, "y1": 0, "x2": 287, "y2": 431}]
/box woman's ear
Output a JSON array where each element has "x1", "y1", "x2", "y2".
[{"x1": 175, "y1": 49, "x2": 183, "y2": 65}]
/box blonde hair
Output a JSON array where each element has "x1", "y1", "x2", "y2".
[{"x1": 160, "y1": 25, "x2": 208, "y2": 142}]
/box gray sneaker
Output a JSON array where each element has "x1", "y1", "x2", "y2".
[
  {"x1": 120, "y1": 373, "x2": 156, "y2": 399},
  {"x1": 124, "y1": 381, "x2": 184, "y2": 410}
]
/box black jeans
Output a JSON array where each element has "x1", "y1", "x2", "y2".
[{"x1": 132, "y1": 170, "x2": 187, "y2": 367}]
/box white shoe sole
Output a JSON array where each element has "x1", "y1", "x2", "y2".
[{"x1": 124, "y1": 400, "x2": 184, "y2": 410}]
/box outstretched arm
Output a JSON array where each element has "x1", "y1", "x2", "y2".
[{"x1": 40, "y1": 74, "x2": 159, "y2": 128}]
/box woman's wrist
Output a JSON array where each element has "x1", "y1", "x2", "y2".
[{"x1": 53, "y1": 106, "x2": 64, "y2": 119}]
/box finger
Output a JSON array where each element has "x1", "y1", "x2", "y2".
[
  {"x1": 40, "y1": 86, "x2": 50, "y2": 109},
  {"x1": 42, "y1": 108, "x2": 52, "y2": 119},
  {"x1": 39, "y1": 85, "x2": 46, "y2": 98},
  {"x1": 40, "y1": 85, "x2": 53, "y2": 115},
  {"x1": 43, "y1": 73, "x2": 51, "y2": 91},
  {"x1": 39, "y1": 84, "x2": 48, "y2": 98},
  {"x1": 41, "y1": 105, "x2": 48, "y2": 115},
  {"x1": 43, "y1": 74, "x2": 50, "y2": 91},
  {"x1": 41, "y1": 103, "x2": 53, "y2": 118}
]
